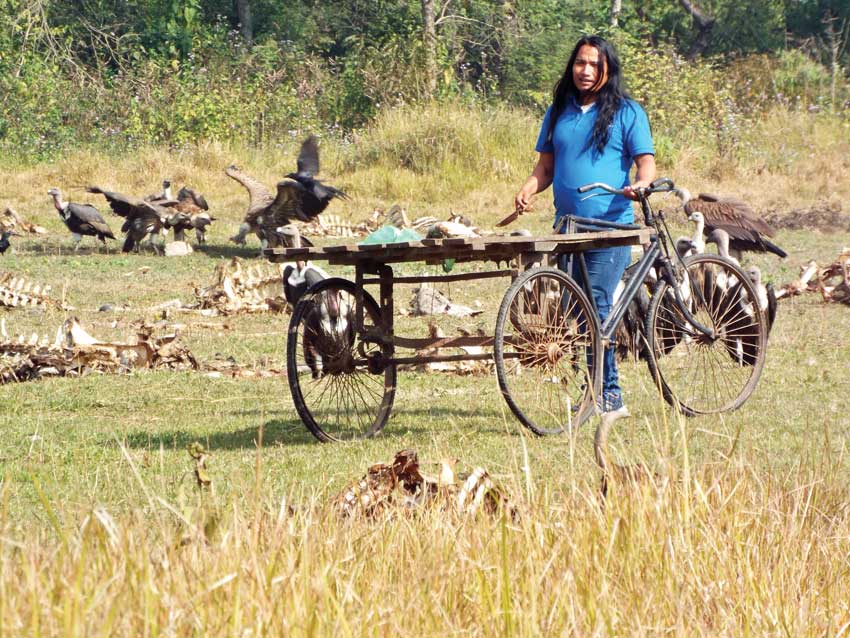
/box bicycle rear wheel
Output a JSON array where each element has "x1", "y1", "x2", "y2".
[
  {"x1": 494, "y1": 267, "x2": 602, "y2": 435},
  {"x1": 287, "y1": 278, "x2": 396, "y2": 442},
  {"x1": 645, "y1": 254, "x2": 767, "y2": 415}
]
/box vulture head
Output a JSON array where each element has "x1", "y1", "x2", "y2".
[
  {"x1": 674, "y1": 237, "x2": 696, "y2": 258},
  {"x1": 672, "y1": 187, "x2": 692, "y2": 207},
  {"x1": 687, "y1": 210, "x2": 704, "y2": 225},
  {"x1": 744, "y1": 265, "x2": 762, "y2": 287},
  {"x1": 47, "y1": 188, "x2": 64, "y2": 211}
]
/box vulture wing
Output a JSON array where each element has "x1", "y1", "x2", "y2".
[
  {"x1": 87, "y1": 186, "x2": 149, "y2": 218},
  {"x1": 125, "y1": 203, "x2": 165, "y2": 232},
  {"x1": 296, "y1": 135, "x2": 320, "y2": 176},
  {"x1": 225, "y1": 165, "x2": 274, "y2": 216},
  {"x1": 266, "y1": 180, "x2": 307, "y2": 225},
  {"x1": 177, "y1": 187, "x2": 209, "y2": 210},
  {"x1": 67, "y1": 203, "x2": 115, "y2": 238}
]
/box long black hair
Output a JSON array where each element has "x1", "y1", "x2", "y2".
[{"x1": 548, "y1": 35, "x2": 629, "y2": 154}]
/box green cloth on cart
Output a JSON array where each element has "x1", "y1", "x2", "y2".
[{"x1": 358, "y1": 225, "x2": 423, "y2": 245}]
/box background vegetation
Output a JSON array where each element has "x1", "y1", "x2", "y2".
[{"x1": 1, "y1": 0, "x2": 848, "y2": 160}]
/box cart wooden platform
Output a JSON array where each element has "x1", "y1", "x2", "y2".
[{"x1": 265, "y1": 228, "x2": 652, "y2": 442}]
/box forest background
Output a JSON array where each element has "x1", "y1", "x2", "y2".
[{"x1": 1, "y1": 0, "x2": 848, "y2": 164}]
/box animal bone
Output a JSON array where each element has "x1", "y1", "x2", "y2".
[
  {"x1": 1, "y1": 318, "x2": 197, "y2": 384},
  {"x1": 194, "y1": 257, "x2": 288, "y2": 315},
  {"x1": 0, "y1": 271, "x2": 68, "y2": 309}
]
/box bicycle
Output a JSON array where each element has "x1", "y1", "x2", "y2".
[{"x1": 493, "y1": 177, "x2": 768, "y2": 435}]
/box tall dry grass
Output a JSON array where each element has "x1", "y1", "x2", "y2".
[{"x1": 2, "y1": 426, "x2": 848, "y2": 636}]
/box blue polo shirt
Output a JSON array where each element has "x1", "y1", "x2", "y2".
[{"x1": 535, "y1": 97, "x2": 654, "y2": 224}]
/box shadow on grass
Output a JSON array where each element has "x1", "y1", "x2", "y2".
[
  {"x1": 123, "y1": 419, "x2": 318, "y2": 449},
  {"x1": 123, "y1": 404, "x2": 516, "y2": 451},
  {"x1": 194, "y1": 243, "x2": 266, "y2": 260}
]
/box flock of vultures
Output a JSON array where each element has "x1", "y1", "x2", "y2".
[
  {"x1": 0, "y1": 135, "x2": 345, "y2": 257},
  {"x1": 1, "y1": 134, "x2": 789, "y2": 343}
]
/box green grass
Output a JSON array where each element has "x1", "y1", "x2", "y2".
[{"x1": 1, "y1": 103, "x2": 850, "y2": 635}]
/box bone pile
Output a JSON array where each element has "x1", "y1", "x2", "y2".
[
  {"x1": 334, "y1": 449, "x2": 517, "y2": 519},
  {"x1": 405, "y1": 321, "x2": 494, "y2": 376},
  {"x1": 193, "y1": 257, "x2": 288, "y2": 315},
  {"x1": 0, "y1": 317, "x2": 197, "y2": 383},
  {"x1": 1, "y1": 207, "x2": 47, "y2": 234},
  {"x1": 0, "y1": 272, "x2": 68, "y2": 309},
  {"x1": 777, "y1": 248, "x2": 850, "y2": 305}
]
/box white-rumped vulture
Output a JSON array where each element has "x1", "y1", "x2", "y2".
[{"x1": 48, "y1": 187, "x2": 115, "y2": 250}]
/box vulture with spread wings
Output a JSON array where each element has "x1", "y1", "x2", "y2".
[
  {"x1": 673, "y1": 188, "x2": 787, "y2": 259},
  {"x1": 227, "y1": 135, "x2": 347, "y2": 249},
  {"x1": 87, "y1": 186, "x2": 174, "y2": 254}
]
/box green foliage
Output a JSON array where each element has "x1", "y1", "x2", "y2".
[
  {"x1": 614, "y1": 35, "x2": 731, "y2": 164},
  {"x1": 0, "y1": 0, "x2": 849, "y2": 161}
]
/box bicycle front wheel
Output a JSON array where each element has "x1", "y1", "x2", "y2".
[
  {"x1": 645, "y1": 254, "x2": 767, "y2": 415},
  {"x1": 494, "y1": 267, "x2": 602, "y2": 435},
  {"x1": 287, "y1": 278, "x2": 396, "y2": 442}
]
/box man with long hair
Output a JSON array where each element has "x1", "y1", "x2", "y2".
[{"x1": 514, "y1": 35, "x2": 656, "y2": 415}]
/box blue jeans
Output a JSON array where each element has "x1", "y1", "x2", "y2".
[{"x1": 560, "y1": 245, "x2": 632, "y2": 397}]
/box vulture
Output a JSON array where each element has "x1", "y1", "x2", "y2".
[
  {"x1": 674, "y1": 188, "x2": 787, "y2": 259},
  {"x1": 300, "y1": 283, "x2": 355, "y2": 380},
  {"x1": 174, "y1": 187, "x2": 215, "y2": 244},
  {"x1": 283, "y1": 262, "x2": 329, "y2": 305},
  {"x1": 613, "y1": 262, "x2": 653, "y2": 362},
  {"x1": 87, "y1": 186, "x2": 172, "y2": 254},
  {"x1": 744, "y1": 265, "x2": 777, "y2": 334},
  {"x1": 706, "y1": 228, "x2": 740, "y2": 265},
  {"x1": 614, "y1": 238, "x2": 696, "y2": 362},
  {"x1": 145, "y1": 179, "x2": 174, "y2": 205},
  {"x1": 0, "y1": 230, "x2": 21, "y2": 254},
  {"x1": 47, "y1": 188, "x2": 115, "y2": 250},
  {"x1": 227, "y1": 135, "x2": 347, "y2": 248},
  {"x1": 674, "y1": 237, "x2": 697, "y2": 260},
  {"x1": 120, "y1": 206, "x2": 172, "y2": 254},
  {"x1": 686, "y1": 211, "x2": 707, "y2": 254},
  {"x1": 716, "y1": 277, "x2": 761, "y2": 366},
  {"x1": 146, "y1": 182, "x2": 214, "y2": 243}
]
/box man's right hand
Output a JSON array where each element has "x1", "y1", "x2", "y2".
[{"x1": 514, "y1": 189, "x2": 533, "y2": 215}]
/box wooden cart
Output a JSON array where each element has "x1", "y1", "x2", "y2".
[{"x1": 266, "y1": 228, "x2": 652, "y2": 442}]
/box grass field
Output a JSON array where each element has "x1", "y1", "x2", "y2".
[{"x1": 1, "y1": 105, "x2": 850, "y2": 635}]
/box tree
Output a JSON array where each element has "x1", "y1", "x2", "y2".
[
  {"x1": 235, "y1": 0, "x2": 253, "y2": 47},
  {"x1": 679, "y1": 0, "x2": 715, "y2": 58},
  {"x1": 421, "y1": 0, "x2": 437, "y2": 96}
]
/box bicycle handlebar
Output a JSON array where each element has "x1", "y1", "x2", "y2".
[{"x1": 577, "y1": 177, "x2": 675, "y2": 199}]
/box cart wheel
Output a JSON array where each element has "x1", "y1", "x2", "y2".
[
  {"x1": 494, "y1": 267, "x2": 602, "y2": 435},
  {"x1": 287, "y1": 278, "x2": 396, "y2": 442},
  {"x1": 645, "y1": 254, "x2": 767, "y2": 415}
]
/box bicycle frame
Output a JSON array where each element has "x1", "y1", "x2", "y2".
[{"x1": 560, "y1": 195, "x2": 715, "y2": 349}]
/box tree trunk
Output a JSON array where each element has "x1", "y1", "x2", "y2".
[
  {"x1": 421, "y1": 0, "x2": 437, "y2": 97},
  {"x1": 822, "y1": 12, "x2": 847, "y2": 113},
  {"x1": 610, "y1": 0, "x2": 622, "y2": 28},
  {"x1": 236, "y1": 0, "x2": 253, "y2": 48},
  {"x1": 680, "y1": 0, "x2": 715, "y2": 58}
]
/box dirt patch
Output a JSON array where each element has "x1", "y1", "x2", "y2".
[{"x1": 763, "y1": 201, "x2": 850, "y2": 233}]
